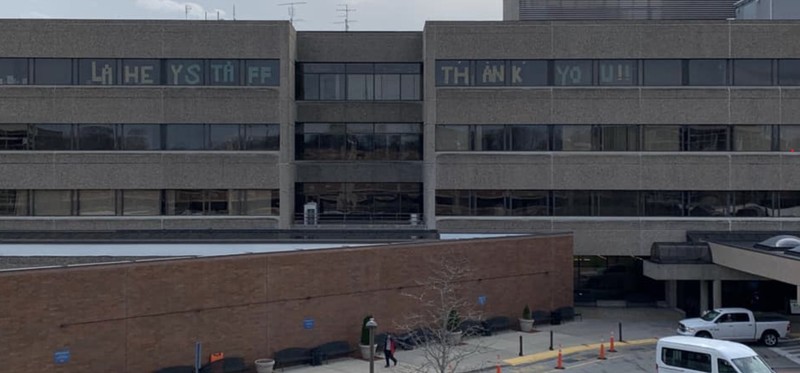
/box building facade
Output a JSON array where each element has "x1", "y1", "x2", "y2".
[
  {"x1": 3, "y1": 19, "x2": 800, "y2": 310},
  {"x1": 735, "y1": 0, "x2": 800, "y2": 20},
  {"x1": 504, "y1": 0, "x2": 735, "y2": 21}
]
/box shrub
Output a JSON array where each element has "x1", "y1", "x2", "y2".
[
  {"x1": 522, "y1": 305, "x2": 531, "y2": 320},
  {"x1": 446, "y1": 309, "x2": 461, "y2": 332},
  {"x1": 360, "y1": 315, "x2": 373, "y2": 346}
]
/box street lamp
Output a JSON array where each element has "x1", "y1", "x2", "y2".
[{"x1": 366, "y1": 317, "x2": 378, "y2": 373}]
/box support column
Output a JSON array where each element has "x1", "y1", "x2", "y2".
[
  {"x1": 713, "y1": 280, "x2": 722, "y2": 309},
  {"x1": 700, "y1": 280, "x2": 709, "y2": 314},
  {"x1": 665, "y1": 280, "x2": 678, "y2": 309}
]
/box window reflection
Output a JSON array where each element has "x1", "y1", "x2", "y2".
[
  {"x1": 78, "y1": 124, "x2": 115, "y2": 150},
  {"x1": 297, "y1": 123, "x2": 421, "y2": 160},
  {"x1": 687, "y1": 191, "x2": 728, "y2": 216},
  {"x1": 31, "y1": 124, "x2": 72, "y2": 150},
  {"x1": 733, "y1": 192, "x2": 774, "y2": 217},
  {"x1": 298, "y1": 183, "x2": 422, "y2": 222},
  {"x1": 301, "y1": 63, "x2": 422, "y2": 100}
]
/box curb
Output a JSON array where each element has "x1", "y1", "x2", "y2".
[{"x1": 503, "y1": 338, "x2": 658, "y2": 366}]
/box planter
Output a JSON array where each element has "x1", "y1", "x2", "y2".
[
  {"x1": 254, "y1": 358, "x2": 275, "y2": 373},
  {"x1": 519, "y1": 318, "x2": 535, "y2": 332},
  {"x1": 359, "y1": 344, "x2": 378, "y2": 360},
  {"x1": 446, "y1": 330, "x2": 463, "y2": 345}
]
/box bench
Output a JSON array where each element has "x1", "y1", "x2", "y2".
[
  {"x1": 555, "y1": 306, "x2": 582, "y2": 322},
  {"x1": 459, "y1": 319, "x2": 490, "y2": 337},
  {"x1": 198, "y1": 357, "x2": 247, "y2": 373},
  {"x1": 274, "y1": 347, "x2": 313, "y2": 369},
  {"x1": 154, "y1": 366, "x2": 195, "y2": 373},
  {"x1": 532, "y1": 310, "x2": 551, "y2": 325},
  {"x1": 484, "y1": 316, "x2": 512, "y2": 333},
  {"x1": 311, "y1": 341, "x2": 355, "y2": 365},
  {"x1": 396, "y1": 327, "x2": 434, "y2": 350}
]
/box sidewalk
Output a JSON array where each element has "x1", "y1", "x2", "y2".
[{"x1": 275, "y1": 307, "x2": 682, "y2": 373}]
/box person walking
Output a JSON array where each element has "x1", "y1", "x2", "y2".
[{"x1": 384, "y1": 333, "x2": 398, "y2": 367}]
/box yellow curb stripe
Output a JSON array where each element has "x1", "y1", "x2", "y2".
[{"x1": 503, "y1": 338, "x2": 658, "y2": 366}]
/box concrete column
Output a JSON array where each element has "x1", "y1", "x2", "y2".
[
  {"x1": 713, "y1": 280, "x2": 722, "y2": 309},
  {"x1": 700, "y1": 280, "x2": 709, "y2": 313},
  {"x1": 665, "y1": 280, "x2": 678, "y2": 308},
  {"x1": 796, "y1": 285, "x2": 800, "y2": 303}
]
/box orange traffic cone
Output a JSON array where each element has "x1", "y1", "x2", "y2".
[
  {"x1": 496, "y1": 354, "x2": 502, "y2": 373},
  {"x1": 555, "y1": 345, "x2": 565, "y2": 369},
  {"x1": 598, "y1": 340, "x2": 607, "y2": 360},
  {"x1": 609, "y1": 332, "x2": 617, "y2": 353}
]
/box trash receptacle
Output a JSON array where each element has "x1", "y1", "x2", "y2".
[{"x1": 550, "y1": 310, "x2": 562, "y2": 325}]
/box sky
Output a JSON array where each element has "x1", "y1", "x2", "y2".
[{"x1": 0, "y1": 0, "x2": 502, "y2": 31}]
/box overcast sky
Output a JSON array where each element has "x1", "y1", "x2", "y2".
[{"x1": 1, "y1": 0, "x2": 502, "y2": 31}]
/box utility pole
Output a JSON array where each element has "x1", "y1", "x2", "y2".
[
  {"x1": 335, "y1": 3, "x2": 357, "y2": 32},
  {"x1": 278, "y1": 2, "x2": 307, "y2": 26}
]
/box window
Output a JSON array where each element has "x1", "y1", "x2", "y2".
[
  {"x1": 298, "y1": 123, "x2": 345, "y2": 160},
  {"x1": 642, "y1": 191, "x2": 684, "y2": 216},
  {"x1": 643, "y1": 126, "x2": 681, "y2": 151},
  {"x1": 319, "y1": 73, "x2": 346, "y2": 100},
  {"x1": 510, "y1": 190, "x2": 549, "y2": 216},
  {"x1": 345, "y1": 123, "x2": 374, "y2": 160},
  {"x1": 553, "y1": 191, "x2": 591, "y2": 216},
  {"x1": 684, "y1": 126, "x2": 729, "y2": 151},
  {"x1": 400, "y1": 74, "x2": 421, "y2": 100},
  {"x1": 436, "y1": 60, "x2": 471, "y2": 86},
  {"x1": 595, "y1": 191, "x2": 638, "y2": 216},
  {"x1": 510, "y1": 125, "x2": 549, "y2": 151},
  {"x1": 598, "y1": 125, "x2": 639, "y2": 151},
  {"x1": 780, "y1": 126, "x2": 800, "y2": 152},
  {"x1": 242, "y1": 190, "x2": 278, "y2": 216},
  {"x1": 510, "y1": 60, "x2": 548, "y2": 86},
  {"x1": 33, "y1": 190, "x2": 72, "y2": 216},
  {"x1": 688, "y1": 191, "x2": 728, "y2": 217},
  {"x1": 207, "y1": 60, "x2": 240, "y2": 85},
  {"x1": 79, "y1": 59, "x2": 116, "y2": 85},
  {"x1": 779, "y1": 59, "x2": 800, "y2": 86},
  {"x1": 122, "y1": 59, "x2": 161, "y2": 85},
  {"x1": 375, "y1": 123, "x2": 422, "y2": 160},
  {"x1": 166, "y1": 59, "x2": 204, "y2": 85},
  {"x1": 643, "y1": 60, "x2": 682, "y2": 86},
  {"x1": 554, "y1": 126, "x2": 592, "y2": 151},
  {"x1": 31, "y1": 124, "x2": 72, "y2": 150},
  {"x1": 245, "y1": 60, "x2": 279, "y2": 86},
  {"x1": 123, "y1": 190, "x2": 161, "y2": 216},
  {"x1": 554, "y1": 60, "x2": 592, "y2": 86},
  {"x1": 208, "y1": 125, "x2": 240, "y2": 150},
  {"x1": 0, "y1": 190, "x2": 28, "y2": 216},
  {"x1": 375, "y1": 74, "x2": 401, "y2": 100},
  {"x1": 476, "y1": 61, "x2": 507, "y2": 86},
  {"x1": 302, "y1": 64, "x2": 346, "y2": 100},
  {"x1": 732, "y1": 356, "x2": 778, "y2": 373},
  {"x1": 689, "y1": 60, "x2": 727, "y2": 86},
  {"x1": 122, "y1": 124, "x2": 161, "y2": 150},
  {"x1": 78, "y1": 124, "x2": 115, "y2": 150},
  {"x1": 436, "y1": 125, "x2": 471, "y2": 151},
  {"x1": 734, "y1": 60, "x2": 772, "y2": 86},
  {"x1": 733, "y1": 192, "x2": 774, "y2": 217},
  {"x1": 165, "y1": 124, "x2": 204, "y2": 150},
  {"x1": 0, "y1": 124, "x2": 29, "y2": 150},
  {"x1": 34, "y1": 58, "x2": 72, "y2": 85},
  {"x1": 662, "y1": 347, "x2": 711, "y2": 373},
  {"x1": 779, "y1": 192, "x2": 800, "y2": 217},
  {"x1": 244, "y1": 124, "x2": 279, "y2": 150},
  {"x1": 598, "y1": 60, "x2": 637, "y2": 86},
  {"x1": 476, "y1": 126, "x2": 505, "y2": 151},
  {"x1": 436, "y1": 190, "x2": 470, "y2": 216},
  {"x1": 718, "y1": 359, "x2": 737, "y2": 373},
  {"x1": 475, "y1": 190, "x2": 506, "y2": 216},
  {"x1": 0, "y1": 58, "x2": 28, "y2": 84},
  {"x1": 298, "y1": 183, "x2": 421, "y2": 222},
  {"x1": 206, "y1": 189, "x2": 230, "y2": 215},
  {"x1": 78, "y1": 190, "x2": 115, "y2": 216},
  {"x1": 347, "y1": 69, "x2": 375, "y2": 100},
  {"x1": 734, "y1": 126, "x2": 772, "y2": 151},
  {"x1": 167, "y1": 190, "x2": 204, "y2": 215}
]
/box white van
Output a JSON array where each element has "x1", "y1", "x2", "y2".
[{"x1": 656, "y1": 336, "x2": 775, "y2": 373}]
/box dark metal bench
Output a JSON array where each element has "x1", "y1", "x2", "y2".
[
  {"x1": 459, "y1": 319, "x2": 490, "y2": 337},
  {"x1": 484, "y1": 316, "x2": 512, "y2": 333},
  {"x1": 556, "y1": 306, "x2": 582, "y2": 322},
  {"x1": 533, "y1": 310, "x2": 551, "y2": 325},
  {"x1": 198, "y1": 357, "x2": 247, "y2": 373},
  {"x1": 274, "y1": 347, "x2": 313, "y2": 369},
  {"x1": 396, "y1": 328, "x2": 432, "y2": 350},
  {"x1": 311, "y1": 341, "x2": 355, "y2": 365}
]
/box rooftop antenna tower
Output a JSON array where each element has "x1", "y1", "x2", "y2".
[
  {"x1": 278, "y1": 2, "x2": 307, "y2": 26},
  {"x1": 185, "y1": 4, "x2": 192, "y2": 20},
  {"x1": 335, "y1": 3, "x2": 357, "y2": 32},
  {"x1": 233, "y1": 4, "x2": 236, "y2": 21}
]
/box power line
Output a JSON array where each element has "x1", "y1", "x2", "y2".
[{"x1": 335, "y1": 3, "x2": 357, "y2": 32}]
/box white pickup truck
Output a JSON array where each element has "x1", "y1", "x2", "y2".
[{"x1": 677, "y1": 307, "x2": 790, "y2": 347}]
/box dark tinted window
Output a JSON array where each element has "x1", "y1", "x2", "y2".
[
  {"x1": 643, "y1": 126, "x2": 681, "y2": 151},
  {"x1": 436, "y1": 190, "x2": 470, "y2": 216},
  {"x1": 476, "y1": 60, "x2": 507, "y2": 86},
  {"x1": 375, "y1": 74, "x2": 400, "y2": 100},
  {"x1": 662, "y1": 347, "x2": 711, "y2": 373},
  {"x1": 436, "y1": 125, "x2": 471, "y2": 151},
  {"x1": 0, "y1": 190, "x2": 28, "y2": 216},
  {"x1": 554, "y1": 60, "x2": 592, "y2": 86},
  {"x1": 780, "y1": 126, "x2": 800, "y2": 151},
  {"x1": 642, "y1": 191, "x2": 684, "y2": 216},
  {"x1": 436, "y1": 60, "x2": 471, "y2": 86},
  {"x1": 554, "y1": 125, "x2": 592, "y2": 151},
  {"x1": 122, "y1": 59, "x2": 161, "y2": 85},
  {"x1": 166, "y1": 59, "x2": 204, "y2": 85},
  {"x1": 599, "y1": 125, "x2": 639, "y2": 151},
  {"x1": 122, "y1": 124, "x2": 161, "y2": 150},
  {"x1": 733, "y1": 192, "x2": 774, "y2": 217},
  {"x1": 554, "y1": 191, "x2": 591, "y2": 216},
  {"x1": 245, "y1": 124, "x2": 279, "y2": 150},
  {"x1": 689, "y1": 60, "x2": 727, "y2": 86},
  {"x1": 33, "y1": 190, "x2": 72, "y2": 216},
  {"x1": 347, "y1": 74, "x2": 374, "y2": 100},
  {"x1": 475, "y1": 190, "x2": 506, "y2": 216},
  {"x1": 165, "y1": 124, "x2": 204, "y2": 150},
  {"x1": 477, "y1": 126, "x2": 505, "y2": 151},
  {"x1": 208, "y1": 60, "x2": 240, "y2": 86},
  {"x1": 78, "y1": 124, "x2": 115, "y2": 150},
  {"x1": 511, "y1": 125, "x2": 549, "y2": 151},
  {"x1": 779, "y1": 191, "x2": 800, "y2": 217},
  {"x1": 598, "y1": 60, "x2": 637, "y2": 86},
  {"x1": 733, "y1": 126, "x2": 772, "y2": 151},
  {"x1": 208, "y1": 125, "x2": 240, "y2": 150},
  {"x1": 168, "y1": 190, "x2": 204, "y2": 215},
  {"x1": 78, "y1": 190, "x2": 115, "y2": 216},
  {"x1": 685, "y1": 126, "x2": 729, "y2": 151},
  {"x1": 643, "y1": 60, "x2": 682, "y2": 86},
  {"x1": 31, "y1": 124, "x2": 72, "y2": 150},
  {"x1": 319, "y1": 73, "x2": 345, "y2": 100},
  {"x1": 206, "y1": 189, "x2": 230, "y2": 215},
  {"x1": 510, "y1": 60, "x2": 548, "y2": 86},
  {"x1": 245, "y1": 60, "x2": 279, "y2": 86},
  {"x1": 596, "y1": 191, "x2": 638, "y2": 216},
  {"x1": 779, "y1": 60, "x2": 800, "y2": 86},
  {"x1": 301, "y1": 73, "x2": 319, "y2": 100},
  {"x1": 0, "y1": 124, "x2": 29, "y2": 150},
  {"x1": 34, "y1": 58, "x2": 72, "y2": 85},
  {"x1": 510, "y1": 191, "x2": 549, "y2": 216},
  {"x1": 734, "y1": 60, "x2": 772, "y2": 86},
  {"x1": 400, "y1": 74, "x2": 421, "y2": 100},
  {"x1": 687, "y1": 191, "x2": 728, "y2": 217},
  {"x1": 79, "y1": 59, "x2": 116, "y2": 85},
  {"x1": 0, "y1": 58, "x2": 28, "y2": 85}
]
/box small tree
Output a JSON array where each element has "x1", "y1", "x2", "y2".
[
  {"x1": 447, "y1": 309, "x2": 461, "y2": 332},
  {"x1": 360, "y1": 315, "x2": 373, "y2": 346},
  {"x1": 522, "y1": 305, "x2": 532, "y2": 320}
]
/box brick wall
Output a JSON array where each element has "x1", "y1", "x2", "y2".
[{"x1": 0, "y1": 234, "x2": 572, "y2": 372}]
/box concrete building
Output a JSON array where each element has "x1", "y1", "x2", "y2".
[
  {"x1": 736, "y1": 0, "x2": 800, "y2": 20},
  {"x1": 504, "y1": 0, "x2": 735, "y2": 21},
  {"x1": 3, "y1": 18, "x2": 800, "y2": 315}
]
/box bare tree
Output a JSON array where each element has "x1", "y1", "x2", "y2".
[{"x1": 395, "y1": 251, "x2": 489, "y2": 373}]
